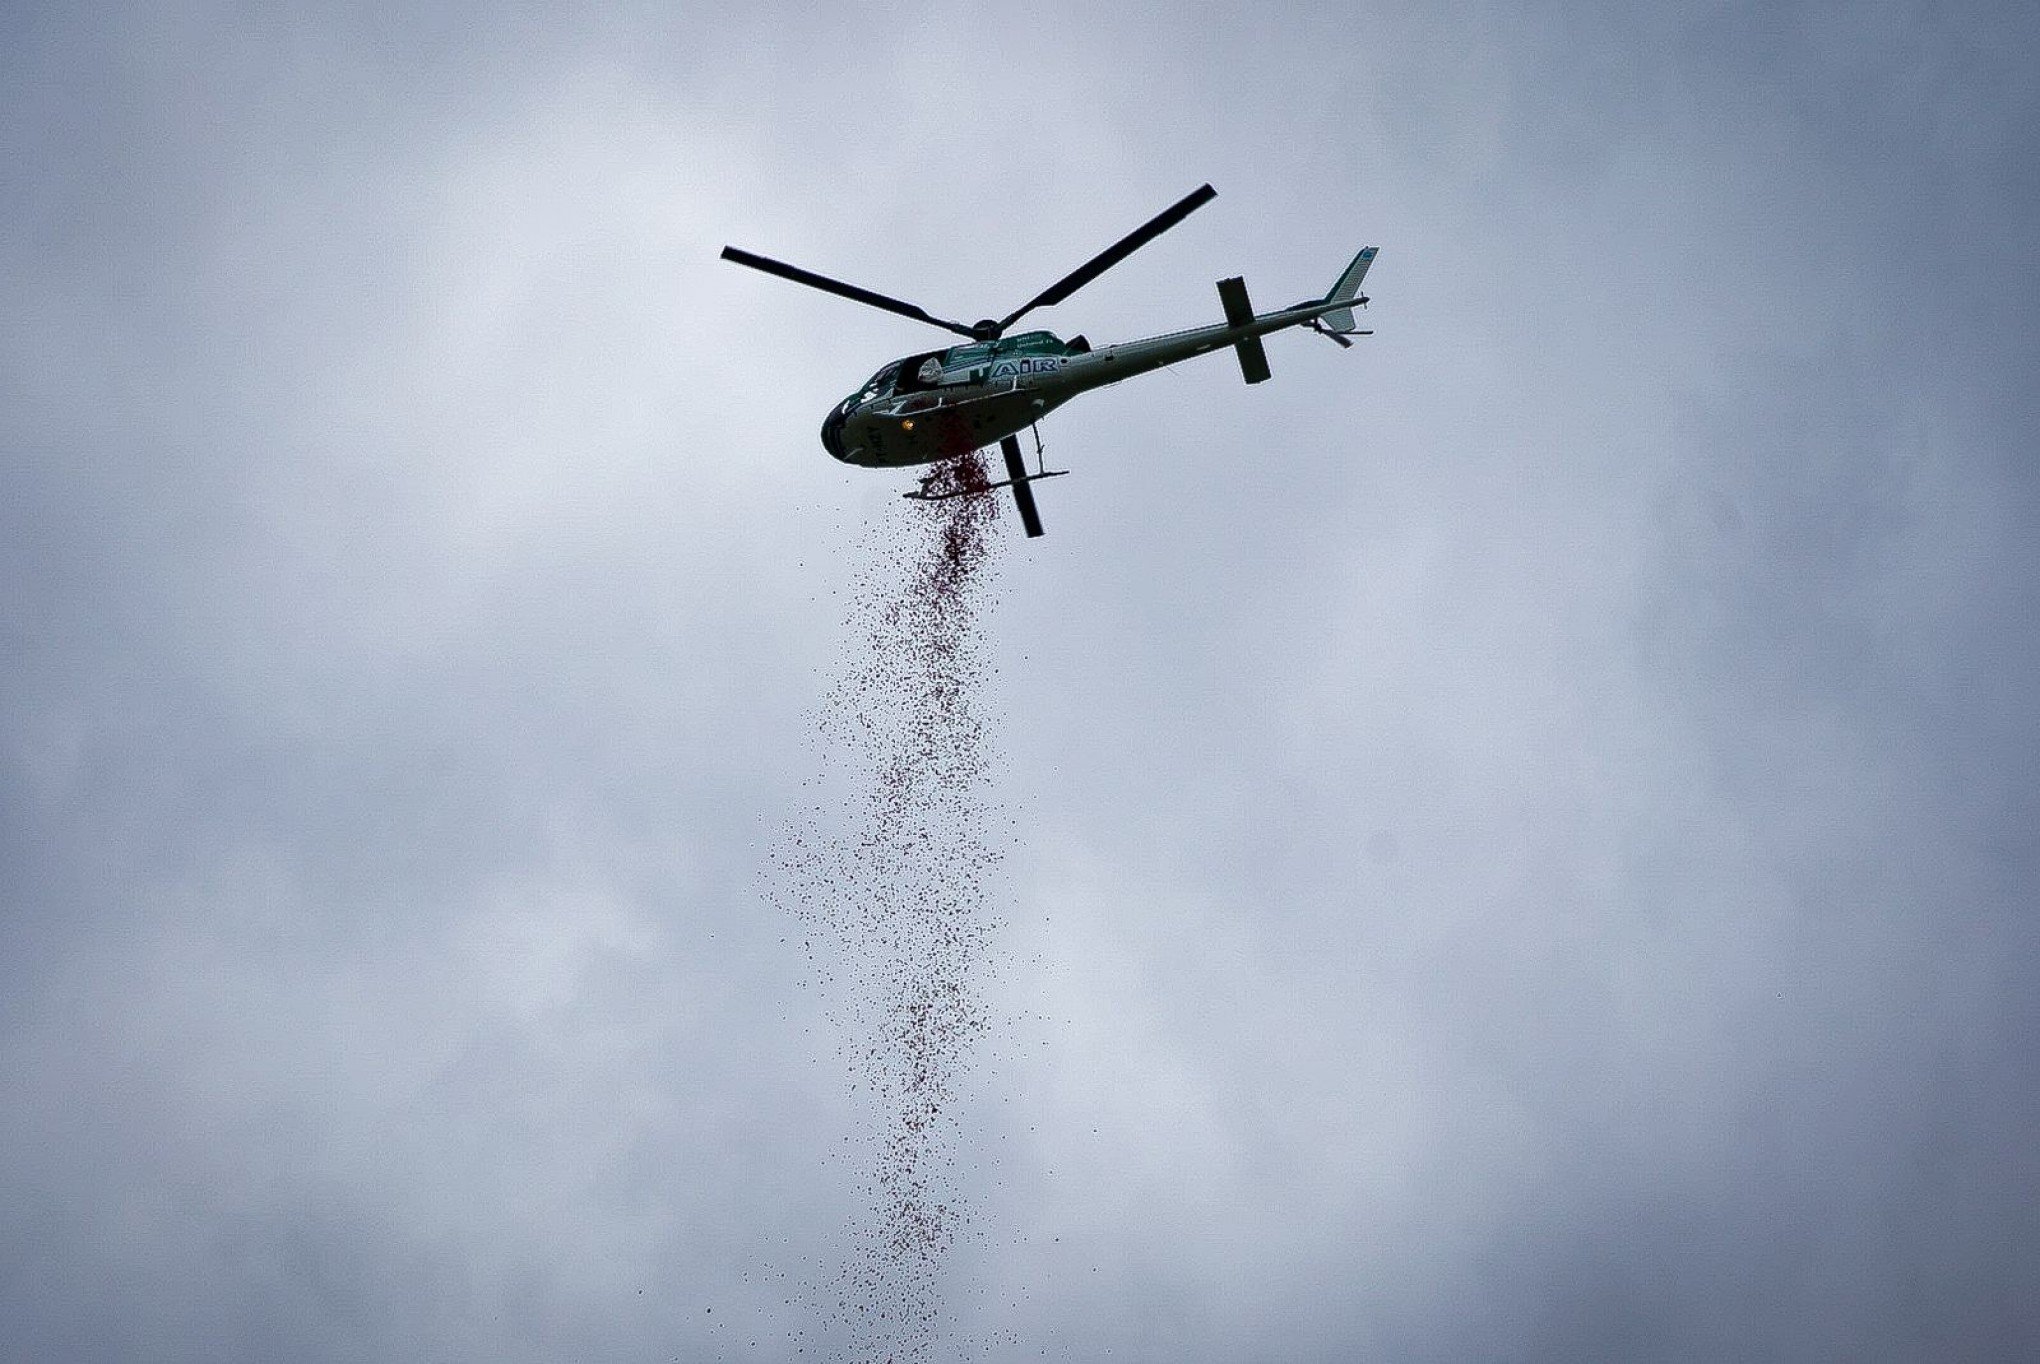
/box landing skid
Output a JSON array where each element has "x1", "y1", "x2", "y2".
[{"x1": 901, "y1": 469, "x2": 1069, "y2": 503}]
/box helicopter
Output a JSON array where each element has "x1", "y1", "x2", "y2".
[{"x1": 720, "y1": 184, "x2": 1376, "y2": 537}]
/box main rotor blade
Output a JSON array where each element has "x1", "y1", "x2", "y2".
[
  {"x1": 719, "y1": 246, "x2": 982, "y2": 340},
  {"x1": 994, "y1": 183, "x2": 1216, "y2": 335}
]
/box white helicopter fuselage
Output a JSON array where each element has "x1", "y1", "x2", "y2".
[{"x1": 823, "y1": 290, "x2": 1371, "y2": 469}]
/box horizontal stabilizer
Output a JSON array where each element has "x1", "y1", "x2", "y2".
[{"x1": 1216, "y1": 276, "x2": 1272, "y2": 384}]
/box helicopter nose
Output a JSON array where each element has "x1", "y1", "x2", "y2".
[{"x1": 821, "y1": 402, "x2": 850, "y2": 460}]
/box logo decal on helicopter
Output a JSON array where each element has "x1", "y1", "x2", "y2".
[{"x1": 988, "y1": 357, "x2": 1066, "y2": 379}]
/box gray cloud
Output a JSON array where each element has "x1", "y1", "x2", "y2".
[{"x1": 4, "y1": 3, "x2": 2036, "y2": 1360}]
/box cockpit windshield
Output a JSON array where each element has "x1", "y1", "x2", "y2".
[{"x1": 860, "y1": 361, "x2": 902, "y2": 401}]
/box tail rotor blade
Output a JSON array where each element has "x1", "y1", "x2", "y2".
[{"x1": 994, "y1": 183, "x2": 1216, "y2": 336}]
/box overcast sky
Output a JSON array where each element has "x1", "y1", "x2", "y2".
[{"x1": 5, "y1": 3, "x2": 2038, "y2": 1360}]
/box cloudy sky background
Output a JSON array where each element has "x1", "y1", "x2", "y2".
[{"x1": 5, "y1": 2, "x2": 2037, "y2": 1359}]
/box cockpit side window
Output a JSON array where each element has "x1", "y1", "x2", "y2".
[{"x1": 892, "y1": 350, "x2": 952, "y2": 393}]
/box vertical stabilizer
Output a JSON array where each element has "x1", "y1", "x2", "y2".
[{"x1": 1318, "y1": 246, "x2": 1377, "y2": 333}]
